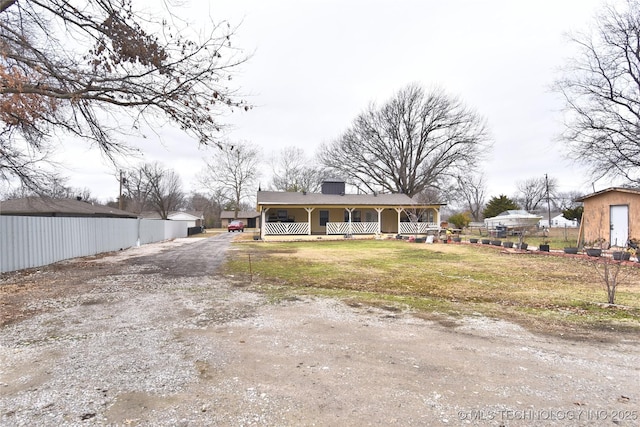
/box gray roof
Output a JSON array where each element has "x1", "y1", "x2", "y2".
[
  {"x1": 257, "y1": 191, "x2": 444, "y2": 207},
  {"x1": 221, "y1": 210, "x2": 260, "y2": 219},
  {"x1": 0, "y1": 197, "x2": 138, "y2": 218},
  {"x1": 139, "y1": 211, "x2": 204, "y2": 220}
]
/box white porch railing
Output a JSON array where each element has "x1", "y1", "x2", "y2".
[
  {"x1": 263, "y1": 221, "x2": 438, "y2": 236},
  {"x1": 326, "y1": 222, "x2": 379, "y2": 235},
  {"x1": 399, "y1": 222, "x2": 438, "y2": 234},
  {"x1": 264, "y1": 222, "x2": 310, "y2": 235}
]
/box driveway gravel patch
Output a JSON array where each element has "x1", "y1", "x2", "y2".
[{"x1": 1, "y1": 234, "x2": 638, "y2": 426}]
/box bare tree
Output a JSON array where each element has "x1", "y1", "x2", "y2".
[
  {"x1": 0, "y1": 0, "x2": 249, "y2": 192},
  {"x1": 594, "y1": 255, "x2": 626, "y2": 305},
  {"x1": 141, "y1": 163, "x2": 184, "y2": 219},
  {"x1": 554, "y1": 190, "x2": 584, "y2": 211},
  {"x1": 455, "y1": 173, "x2": 487, "y2": 221},
  {"x1": 122, "y1": 168, "x2": 152, "y2": 214},
  {"x1": 556, "y1": 0, "x2": 640, "y2": 184},
  {"x1": 184, "y1": 192, "x2": 219, "y2": 228},
  {"x1": 270, "y1": 146, "x2": 322, "y2": 192},
  {"x1": 122, "y1": 162, "x2": 183, "y2": 218},
  {"x1": 202, "y1": 142, "x2": 260, "y2": 218},
  {"x1": 320, "y1": 84, "x2": 490, "y2": 197},
  {"x1": 1, "y1": 174, "x2": 98, "y2": 202},
  {"x1": 515, "y1": 176, "x2": 556, "y2": 212}
]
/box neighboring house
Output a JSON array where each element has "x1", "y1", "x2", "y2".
[
  {"x1": 220, "y1": 211, "x2": 261, "y2": 229},
  {"x1": 575, "y1": 187, "x2": 640, "y2": 247},
  {"x1": 0, "y1": 197, "x2": 137, "y2": 218},
  {"x1": 256, "y1": 181, "x2": 445, "y2": 240},
  {"x1": 538, "y1": 212, "x2": 579, "y2": 228},
  {"x1": 140, "y1": 211, "x2": 204, "y2": 228},
  {"x1": 169, "y1": 211, "x2": 204, "y2": 228}
]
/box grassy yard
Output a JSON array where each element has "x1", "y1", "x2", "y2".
[
  {"x1": 224, "y1": 238, "x2": 640, "y2": 338},
  {"x1": 465, "y1": 225, "x2": 582, "y2": 249}
]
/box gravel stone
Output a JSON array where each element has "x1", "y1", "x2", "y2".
[{"x1": 1, "y1": 233, "x2": 639, "y2": 426}]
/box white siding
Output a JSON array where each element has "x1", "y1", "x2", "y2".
[{"x1": 0, "y1": 216, "x2": 188, "y2": 273}]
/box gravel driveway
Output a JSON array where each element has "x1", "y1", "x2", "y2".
[{"x1": 1, "y1": 234, "x2": 639, "y2": 426}]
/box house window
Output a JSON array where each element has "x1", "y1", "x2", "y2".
[
  {"x1": 421, "y1": 209, "x2": 435, "y2": 223},
  {"x1": 365, "y1": 211, "x2": 374, "y2": 222},
  {"x1": 319, "y1": 210, "x2": 329, "y2": 226},
  {"x1": 277, "y1": 210, "x2": 288, "y2": 221},
  {"x1": 344, "y1": 210, "x2": 361, "y2": 222}
]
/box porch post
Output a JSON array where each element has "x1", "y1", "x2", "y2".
[
  {"x1": 375, "y1": 208, "x2": 384, "y2": 234},
  {"x1": 305, "y1": 207, "x2": 314, "y2": 235},
  {"x1": 346, "y1": 208, "x2": 354, "y2": 235},
  {"x1": 260, "y1": 208, "x2": 268, "y2": 239},
  {"x1": 395, "y1": 208, "x2": 403, "y2": 235}
]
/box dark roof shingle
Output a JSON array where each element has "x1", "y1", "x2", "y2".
[
  {"x1": 0, "y1": 197, "x2": 138, "y2": 218},
  {"x1": 257, "y1": 191, "x2": 443, "y2": 207}
]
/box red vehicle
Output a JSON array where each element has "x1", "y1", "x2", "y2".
[{"x1": 227, "y1": 220, "x2": 245, "y2": 232}]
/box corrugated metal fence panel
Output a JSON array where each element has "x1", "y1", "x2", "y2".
[
  {"x1": 1, "y1": 216, "x2": 17, "y2": 271},
  {"x1": 0, "y1": 216, "x2": 188, "y2": 273},
  {"x1": 93, "y1": 217, "x2": 139, "y2": 252},
  {"x1": 165, "y1": 220, "x2": 188, "y2": 240},
  {"x1": 139, "y1": 219, "x2": 165, "y2": 245},
  {"x1": 1, "y1": 217, "x2": 133, "y2": 273}
]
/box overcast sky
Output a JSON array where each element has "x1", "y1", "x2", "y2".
[{"x1": 53, "y1": 0, "x2": 622, "y2": 204}]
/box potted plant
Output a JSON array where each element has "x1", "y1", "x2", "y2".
[
  {"x1": 503, "y1": 241, "x2": 514, "y2": 248},
  {"x1": 515, "y1": 228, "x2": 529, "y2": 250},
  {"x1": 612, "y1": 250, "x2": 631, "y2": 261},
  {"x1": 612, "y1": 240, "x2": 636, "y2": 260},
  {"x1": 563, "y1": 247, "x2": 579, "y2": 254},
  {"x1": 481, "y1": 238, "x2": 491, "y2": 245},
  {"x1": 539, "y1": 239, "x2": 550, "y2": 252},
  {"x1": 628, "y1": 238, "x2": 639, "y2": 262},
  {"x1": 469, "y1": 238, "x2": 479, "y2": 244},
  {"x1": 585, "y1": 238, "x2": 606, "y2": 257},
  {"x1": 491, "y1": 239, "x2": 502, "y2": 246},
  {"x1": 586, "y1": 248, "x2": 602, "y2": 257}
]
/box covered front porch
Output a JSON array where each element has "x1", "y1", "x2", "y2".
[{"x1": 259, "y1": 206, "x2": 440, "y2": 239}]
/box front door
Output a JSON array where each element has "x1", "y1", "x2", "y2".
[{"x1": 610, "y1": 205, "x2": 629, "y2": 247}]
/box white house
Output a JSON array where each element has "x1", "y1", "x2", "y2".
[
  {"x1": 256, "y1": 181, "x2": 446, "y2": 240},
  {"x1": 140, "y1": 211, "x2": 204, "y2": 228},
  {"x1": 167, "y1": 211, "x2": 204, "y2": 228},
  {"x1": 538, "y1": 213, "x2": 578, "y2": 228}
]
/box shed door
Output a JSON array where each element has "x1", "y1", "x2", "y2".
[{"x1": 610, "y1": 205, "x2": 629, "y2": 247}]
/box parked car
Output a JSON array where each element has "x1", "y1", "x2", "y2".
[{"x1": 227, "y1": 220, "x2": 245, "y2": 232}]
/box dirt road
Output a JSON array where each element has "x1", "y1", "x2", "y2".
[{"x1": 1, "y1": 235, "x2": 638, "y2": 426}]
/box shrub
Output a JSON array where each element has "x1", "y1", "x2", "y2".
[{"x1": 448, "y1": 212, "x2": 472, "y2": 229}]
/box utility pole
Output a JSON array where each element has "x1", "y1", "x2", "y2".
[{"x1": 545, "y1": 173, "x2": 551, "y2": 230}]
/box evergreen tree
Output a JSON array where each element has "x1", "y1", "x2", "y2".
[
  {"x1": 562, "y1": 206, "x2": 584, "y2": 224},
  {"x1": 482, "y1": 195, "x2": 519, "y2": 219}
]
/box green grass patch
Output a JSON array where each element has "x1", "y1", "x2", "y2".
[{"x1": 225, "y1": 239, "x2": 640, "y2": 336}]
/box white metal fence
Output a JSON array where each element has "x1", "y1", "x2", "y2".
[
  {"x1": 399, "y1": 222, "x2": 438, "y2": 234},
  {"x1": 0, "y1": 216, "x2": 188, "y2": 273},
  {"x1": 326, "y1": 222, "x2": 379, "y2": 235},
  {"x1": 264, "y1": 222, "x2": 310, "y2": 235}
]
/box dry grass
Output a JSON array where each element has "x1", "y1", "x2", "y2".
[
  {"x1": 465, "y1": 226, "x2": 581, "y2": 249},
  {"x1": 225, "y1": 239, "x2": 640, "y2": 337}
]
